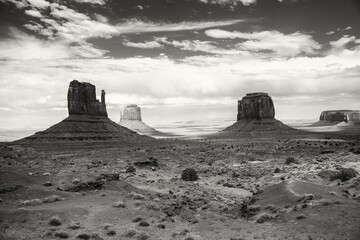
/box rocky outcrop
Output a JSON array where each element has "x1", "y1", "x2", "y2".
[
  {"x1": 237, "y1": 93, "x2": 275, "y2": 120},
  {"x1": 312, "y1": 110, "x2": 360, "y2": 126},
  {"x1": 119, "y1": 105, "x2": 169, "y2": 137},
  {"x1": 18, "y1": 81, "x2": 150, "y2": 143},
  {"x1": 224, "y1": 92, "x2": 291, "y2": 132},
  {"x1": 68, "y1": 80, "x2": 107, "y2": 117}
]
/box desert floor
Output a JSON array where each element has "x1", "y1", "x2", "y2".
[{"x1": 1, "y1": 130, "x2": 360, "y2": 240}]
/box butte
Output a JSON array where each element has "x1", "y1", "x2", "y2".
[
  {"x1": 223, "y1": 92, "x2": 292, "y2": 132},
  {"x1": 119, "y1": 105, "x2": 168, "y2": 137},
  {"x1": 18, "y1": 80, "x2": 150, "y2": 142}
]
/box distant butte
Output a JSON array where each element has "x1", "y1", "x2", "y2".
[
  {"x1": 18, "y1": 80, "x2": 150, "y2": 142},
  {"x1": 224, "y1": 92, "x2": 292, "y2": 132},
  {"x1": 311, "y1": 110, "x2": 360, "y2": 126},
  {"x1": 119, "y1": 104, "x2": 168, "y2": 137}
]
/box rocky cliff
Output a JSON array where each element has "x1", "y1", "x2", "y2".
[
  {"x1": 237, "y1": 92, "x2": 275, "y2": 120},
  {"x1": 224, "y1": 92, "x2": 291, "y2": 132},
  {"x1": 18, "y1": 81, "x2": 150, "y2": 142},
  {"x1": 119, "y1": 105, "x2": 168, "y2": 137},
  {"x1": 68, "y1": 80, "x2": 107, "y2": 117}
]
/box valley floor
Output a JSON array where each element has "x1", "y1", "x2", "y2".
[{"x1": 0, "y1": 131, "x2": 360, "y2": 240}]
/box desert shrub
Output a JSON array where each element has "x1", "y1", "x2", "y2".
[
  {"x1": 137, "y1": 232, "x2": 150, "y2": 240},
  {"x1": 113, "y1": 200, "x2": 125, "y2": 208},
  {"x1": 181, "y1": 168, "x2": 199, "y2": 181},
  {"x1": 285, "y1": 157, "x2": 297, "y2": 165},
  {"x1": 138, "y1": 220, "x2": 150, "y2": 227},
  {"x1": 126, "y1": 166, "x2": 136, "y2": 173},
  {"x1": 76, "y1": 233, "x2": 90, "y2": 239},
  {"x1": 123, "y1": 229, "x2": 137, "y2": 237},
  {"x1": 255, "y1": 212, "x2": 274, "y2": 223},
  {"x1": 330, "y1": 168, "x2": 358, "y2": 182},
  {"x1": 49, "y1": 216, "x2": 62, "y2": 226},
  {"x1": 54, "y1": 232, "x2": 69, "y2": 239}
]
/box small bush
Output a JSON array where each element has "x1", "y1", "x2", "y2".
[
  {"x1": 330, "y1": 168, "x2": 358, "y2": 182},
  {"x1": 123, "y1": 229, "x2": 137, "y2": 237},
  {"x1": 255, "y1": 212, "x2": 274, "y2": 223},
  {"x1": 76, "y1": 233, "x2": 90, "y2": 239},
  {"x1": 139, "y1": 220, "x2": 150, "y2": 227},
  {"x1": 181, "y1": 168, "x2": 199, "y2": 181},
  {"x1": 285, "y1": 157, "x2": 297, "y2": 165},
  {"x1": 49, "y1": 216, "x2": 62, "y2": 226},
  {"x1": 137, "y1": 232, "x2": 150, "y2": 240},
  {"x1": 126, "y1": 166, "x2": 136, "y2": 173},
  {"x1": 54, "y1": 232, "x2": 69, "y2": 239}
]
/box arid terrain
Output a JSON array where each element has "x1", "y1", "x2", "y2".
[{"x1": 1, "y1": 130, "x2": 360, "y2": 240}]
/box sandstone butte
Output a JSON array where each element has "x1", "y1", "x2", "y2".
[
  {"x1": 224, "y1": 92, "x2": 292, "y2": 132},
  {"x1": 119, "y1": 104, "x2": 168, "y2": 137},
  {"x1": 18, "y1": 80, "x2": 150, "y2": 142}
]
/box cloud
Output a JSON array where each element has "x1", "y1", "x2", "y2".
[
  {"x1": 123, "y1": 40, "x2": 163, "y2": 49},
  {"x1": 205, "y1": 29, "x2": 321, "y2": 57},
  {"x1": 73, "y1": 0, "x2": 106, "y2": 5},
  {"x1": 27, "y1": 0, "x2": 50, "y2": 9},
  {"x1": 25, "y1": 9, "x2": 43, "y2": 18},
  {"x1": 330, "y1": 35, "x2": 357, "y2": 51},
  {"x1": 0, "y1": 28, "x2": 106, "y2": 59},
  {"x1": 0, "y1": 0, "x2": 28, "y2": 8}
]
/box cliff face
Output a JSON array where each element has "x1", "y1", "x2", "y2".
[
  {"x1": 237, "y1": 93, "x2": 275, "y2": 120},
  {"x1": 67, "y1": 80, "x2": 107, "y2": 117},
  {"x1": 120, "y1": 105, "x2": 141, "y2": 121}
]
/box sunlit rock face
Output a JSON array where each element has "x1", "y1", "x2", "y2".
[
  {"x1": 237, "y1": 92, "x2": 275, "y2": 120},
  {"x1": 67, "y1": 80, "x2": 107, "y2": 117},
  {"x1": 120, "y1": 104, "x2": 141, "y2": 121},
  {"x1": 119, "y1": 105, "x2": 167, "y2": 137}
]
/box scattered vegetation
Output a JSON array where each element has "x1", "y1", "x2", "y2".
[
  {"x1": 330, "y1": 168, "x2": 358, "y2": 182},
  {"x1": 49, "y1": 216, "x2": 62, "y2": 226},
  {"x1": 181, "y1": 168, "x2": 199, "y2": 181}
]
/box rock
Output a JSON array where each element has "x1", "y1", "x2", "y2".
[
  {"x1": 113, "y1": 200, "x2": 125, "y2": 208},
  {"x1": 311, "y1": 110, "x2": 360, "y2": 126},
  {"x1": 18, "y1": 80, "x2": 151, "y2": 143},
  {"x1": 237, "y1": 92, "x2": 275, "y2": 120},
  {"x1": 68, "y1": 80, "x2": 107, "y2": 117},
  {"x1": 223, "y1": 93, "x2": 292, "y2": 132},
  {"x1": 121, "y1": 104, "x2": 142, "y2": 121},
  {"x1": 119, "y1": 104, "x2": 169, "y2": 137}
]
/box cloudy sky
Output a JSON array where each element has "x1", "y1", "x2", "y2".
[{"x1": 0, "y1": 0, "x2": 360, "y2": 129}]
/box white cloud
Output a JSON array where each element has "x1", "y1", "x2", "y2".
[
  {"x1": 27, "y1": 0, "x2": 50, "y2": 9},
  {"x1": 330, "y1": 35, "x2": 357, "y2": 52},
  {"x1": 326, "y1": 31, "x2": 335, "y2": 35},
  {"x1": 0, "y1": 0, "x2": 28, "y2": 8},
  {"x1": 345, "y1": 26, "x2": 352, "y2": 31},
  {"x1": 205, "y1": 29, "x2": 321, "y2": 57},
  {"x1": 25, "y1": 9, "x2": 43, "y2": 18},
  {"x1": 0, "y1": 28, "x2": 106, "y2": 59},
  {"x1": 73, "y1": 0, "x2": 106, "y2": 5},
  {"x1": 123, "y1": 40, "x2": 163, "y2": 49}
]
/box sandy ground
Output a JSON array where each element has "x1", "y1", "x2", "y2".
[{"x1": 0, "y1": 130, "x2": 360, "y2": 240}]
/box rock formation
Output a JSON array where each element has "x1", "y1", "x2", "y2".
[
  {"x1": 119, "y1": 105, "x2": 168, "y2": 137},
  {"x1": 18, "y1": 80, "x2": 150, "y2": 142},
  {"x1": 237, "y1": 93, "x2": 275, "y2": 120},
  {"x1": 68, "y1": 80, "x2": 107, "y2": 117},
  {"x1": 312, "y1": 110, "x2": 360, "y2": 126},
  {"x1": 224, "y1": 92, "x2": 292, "y2": 132}
]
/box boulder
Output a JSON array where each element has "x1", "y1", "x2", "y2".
[{"x1": 68, "y1": 80, "x2": 107, "y2": 117}]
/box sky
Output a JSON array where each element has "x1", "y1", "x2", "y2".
[{"x1": 0, "y1": 0, "x2": 360, "y2": 130}]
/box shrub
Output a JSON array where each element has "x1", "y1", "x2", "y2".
[
  {"x1": 181, "y1": 168, "x2": 199, "y2": 181},
  {"x1": 285, "y1": 157, "x2": 297, "y2": 165},
  {"x1": 49, "y1": 216, "x2": 62, "y2": 226},
  {"x1": 330, "y1": 168, "x2": 358, "y2": 182}
]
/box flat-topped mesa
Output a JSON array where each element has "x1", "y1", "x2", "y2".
[
  {"x1": 120, "y1": 104, "x2": 142, "y2": 121},
  {"x1": 67, "y1": 80, "x2": 107, "y2": 117},
  {"x1": 237, "y1": 92, "x2": 275, "y2": 120},
  {"x1": 319, "y1": 110, "x2": 354, "y2": 122}
]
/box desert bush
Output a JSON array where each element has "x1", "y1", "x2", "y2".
[
  {"x1": 255, "y1": 212, "x2": 274, "y2": 223},
  {"x1": 49, "y1": 216, "x2": 62, "y2": 226},
  {"x1": 54, "y1": 232, "x2": 69, "y2": 239},
  {"x1": 113, "y1": 200, "x2": 125, "y2": 208},
  {"x1": 181, "y1": 168, "x2": 199, "y2": 181},
  {"x1": 330, "y1": 168, "x2": 358, "y2": 182},
  {"x1": 126, "y1": 166, "x2": 136, "y2": 173},
  {"x1": 285, "y1": 157, "x2": 297, "y2": 165}
]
